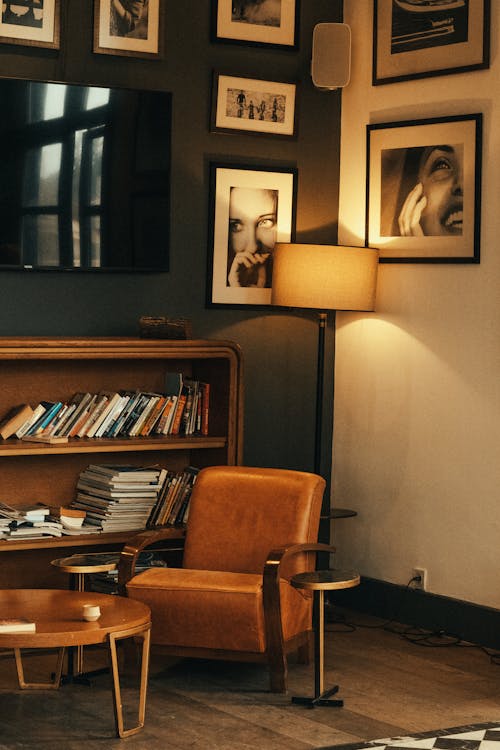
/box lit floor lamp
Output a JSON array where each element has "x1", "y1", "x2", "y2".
[{"x1": 271, "y1": 243, "x2": 379, "y2": 495}]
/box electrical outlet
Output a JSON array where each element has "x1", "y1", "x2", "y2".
[{"x1": 413, "y1": 567, "x2": 427, "y2": 591}]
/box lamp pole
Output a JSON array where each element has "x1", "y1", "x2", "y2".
[{"x1": 314, "y1": 310, "x2": 336, "y2": 478}]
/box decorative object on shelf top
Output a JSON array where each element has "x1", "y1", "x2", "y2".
[{"x1": 139, "y1": 317, "x2": 193, "y2": 340}]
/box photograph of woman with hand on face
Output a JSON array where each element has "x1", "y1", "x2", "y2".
[
  {"x1": 227, "y1": 186, "x2": 277, "y2": 288},
  {"x1": 368, "y1": 114, "x2": 481, "y2": 262},
  {"x1": 381, "y1": 143, "x2": 464, "y2": 237},
  {"x1": 392, "y1": 144, "x2": 463, "y2": 237}
]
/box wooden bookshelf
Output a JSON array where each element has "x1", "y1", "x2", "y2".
[{"x1": 0, "y1": 337, "x2": 243, "y2": 588}]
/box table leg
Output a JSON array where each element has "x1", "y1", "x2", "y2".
[
  {"x1": 61, "y1": 572, "x2": 109, "y2": 685},
  {"x1": 292, "y1": 590, "x2": 344, "y2": 708},
  {"x1": 108, "y1": 622, "x2": 151, "y2": 738},
  {"x1": 15, "y1": 647, "x2": 65, "y2": 690}
]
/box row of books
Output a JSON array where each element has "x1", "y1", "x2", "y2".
[
  {"x1": 0, "y1": 373, "x2": 210, "y2": 443},
  {"x1": 148, "y1": 466, "x2": 199, "y2": 527}
]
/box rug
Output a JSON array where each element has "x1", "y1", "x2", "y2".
[{"x1": 318, "y1": 722, "x2": 500, "y2": 750}]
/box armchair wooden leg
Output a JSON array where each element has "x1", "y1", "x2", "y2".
[{"x1": 268, "y1": 652, "x2": 288, "y2": 693}]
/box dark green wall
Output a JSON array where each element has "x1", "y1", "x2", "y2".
[{"x1": 0, "y1": 1, "x2": 342, "y2": 499}]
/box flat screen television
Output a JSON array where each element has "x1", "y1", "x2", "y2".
[{"x1": 0, "y1": 78, "x2": 172, "y2": 271}]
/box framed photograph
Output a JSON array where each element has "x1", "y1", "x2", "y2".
[
  {"x1": 211, "y1": 74, "x2": 297, "y2": 138},
  {"x1": 93, "y1": 0, "x2": 163, "y2": 58},
  {"x1": 366, "y1": 113, "x2": 482, "y2": 263},
  {"x1": 213, "y1": 0, "x2": 299, "y2": 49},
  {"x1": 208, "y1": 163, "x2": 297, "y2": 307},
  {"x1": 0, "y1": 0, "x2": 60, "y2": 49},
  {"x1": 373, "y1": 0, "x2": 490, "y2": 85}
]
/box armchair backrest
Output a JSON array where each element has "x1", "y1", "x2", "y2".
[{"x1": 183, "y1": 466, "x2": 325, "y2": 578}]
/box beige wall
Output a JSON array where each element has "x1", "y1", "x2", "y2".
[{"x1": 334, "y1": 1, "x2": 500, "y2": 607}]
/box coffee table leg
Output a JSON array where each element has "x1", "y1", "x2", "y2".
[
  {"x1": 15, "y1": 647, "x2": 65, "y2": 690},
  {"x1": 108, "y1": 623, "x2": 151, "y2": 738}
]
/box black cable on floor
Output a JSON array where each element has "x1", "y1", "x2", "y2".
[{"x1": 325, "y1": 576, "x2": 500, "y2": 666}]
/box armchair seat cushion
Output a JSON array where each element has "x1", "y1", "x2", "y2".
[{"x1": 126, "y1": 567, "x2": 311, "y2": 653}]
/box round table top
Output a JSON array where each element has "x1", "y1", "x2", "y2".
[
  {"x1": 291, "y1": 569, "x2": 360, "y2": 591},
  {"x1": 0, "y1": 589, "x2": 150, "y2": 648},
  {"x1": 51, "y1": 553, "x2": 120, "y2": 574}
]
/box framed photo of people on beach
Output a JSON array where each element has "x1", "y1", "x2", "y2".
[
  {"x1": 366, "y1": 114, "x2": 482, "y2": 263},
  {"x1": 93, "y1": 0, "x2": 163, "y2": 58},
  {"x1": 207, "y1": 163, "x2": 297, "y2": 307},
  {"x1": 211, "y1": 74, "x2": 298, "y2": 138},
  {"x1": 213, "y1": 0, "x2": 299, "y2": 49},
  {"x1": 373, "y1": 0, "x2": 490, "y2": 85},
  {"x1": 0, "y1": 0, "x2": 60, "y2": 49}
]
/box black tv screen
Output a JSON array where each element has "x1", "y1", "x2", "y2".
[{"x1": 0, "y1": 78, "x2": 171, "y2": 271}]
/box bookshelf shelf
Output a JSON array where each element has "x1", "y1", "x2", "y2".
[
  {"x1": 0, "y1": 435, "x2": 228, "y2": 457},
  {"x1": 0, "y1": 337, "x2": 243, "y2": 587}
]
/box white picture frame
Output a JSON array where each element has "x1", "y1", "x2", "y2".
[
  {"x1": 93, "y1": 0, "x2": 163, "y2": 58},
  {"x1": 208, "y1": 163, "x2": 297, "y2": 307},
  {"x1": 212, "y1": 73, "x2": 297, "y2": 138},
  {"x1": 0, "y1": 0, "x2": 60, "y2": 49}
]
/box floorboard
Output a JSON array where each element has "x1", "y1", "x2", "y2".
[{"x1": 1, "y1": 609, "x2": 499, "y2": 749}]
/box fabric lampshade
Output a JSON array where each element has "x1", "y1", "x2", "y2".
[{"x1": 271, "y1": 244, "x2": 379, "y2": 311}]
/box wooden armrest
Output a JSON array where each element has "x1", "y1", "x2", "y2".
[
  {"x1": 262, "y1": 542, "x2": 335, "y2": 686},
  {"x1": 117, "y1": 527, "x2": 185, "y2": 594}
]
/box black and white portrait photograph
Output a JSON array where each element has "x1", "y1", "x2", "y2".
[
  {"x1": 214, "y1": 0, "x2": 298, "y2": 48},
  {"x1": 93, "y1": 0, "x2": 163, "y2": 58},
  {"x1": 366, "y1": 114, "x2": 482, "y2": 262},
  {"x1": 212, "y1": 74, "x2": 297, "y2": 137},
  {"x1": 208, "y1": 164, "x2": 297, "y2": 307},
  {"x1": 0, "y1": 0, "x2": 59, "y2": 48},
  {"x1": 373, "y1": 0, "x2": 490, "y2": 84}
]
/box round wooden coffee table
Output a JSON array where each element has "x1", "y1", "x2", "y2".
[{"x1": 0, "y1": 589, "x2": 151, "y2": 738}]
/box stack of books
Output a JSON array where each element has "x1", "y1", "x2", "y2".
[
  {"x1": 0, "y1": 502, "x2": 63, "y2": 540},
  {"x1": 0, "y1": 373, "x2": 210, "y2": 444},
  {"x1": 70, "y1": 464, "x2": 166, "y2": 533}
]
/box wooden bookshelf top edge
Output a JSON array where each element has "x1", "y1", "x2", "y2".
[
  {"x1": 0, "y1": 526, "x2": 186, "y2": 552},
  {"x1": 0, "y1": 337, "x2": 243, "y2": 362}
]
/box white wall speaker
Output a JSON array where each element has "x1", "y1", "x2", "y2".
[{"x1": 311, "y1": 23, "x2": 351, "y2": 91}]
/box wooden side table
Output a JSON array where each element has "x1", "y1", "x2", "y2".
[
  {"x1": 291, "y1": 569, "x2": 360, "y2": 708},
  {"x1": 51, "y1": 552, "x2": 119, "y2": 681}
]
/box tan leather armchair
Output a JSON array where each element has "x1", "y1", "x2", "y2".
[{"x1": 117, "y1": 465, "x2": 333, "y2": 693}]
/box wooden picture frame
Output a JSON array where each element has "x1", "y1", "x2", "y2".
[
  {"x1": 213, "y1": 0, "x2": 299, "y2": 49},
  {"x1": 93, "y1": 0, "x2": 163, "y2": 58},
  {"x1": 366, "y1": 113, "x2": 482, "y2": 263},
  {"x1": 0, "y1": 0, "x2": 60, "y2": 49},
  {"x1": 373, "y1": 0, "x2": 490, "y2": 85},
  {"x1": 207, "y1": 163, "x2": 297, "y2": 307},
  {"x1": 211, "y1": 73, "x2": 298, "y2": 138}
]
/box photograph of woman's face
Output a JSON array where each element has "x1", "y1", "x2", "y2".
[
  {"x1": 382, "y1": 142, "x2": 465, "y2": 238},
  {"x1": 227, "y1": 187, "x2": 277, "y2": 287},
  {"x1": 417, "y1": 144, "x2": 463, "y2": 236}
]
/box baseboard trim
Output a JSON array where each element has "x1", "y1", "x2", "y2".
[{"x1": 330, "y1": 576, "x2": 500, "y2": 651}]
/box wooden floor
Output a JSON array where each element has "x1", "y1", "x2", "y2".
[{"x1": 1, "y1": 609, "x2": 500, "y2": 749}]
